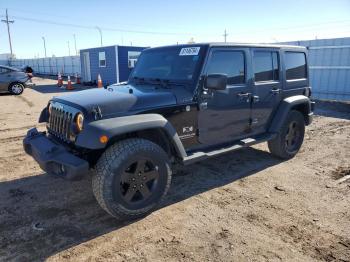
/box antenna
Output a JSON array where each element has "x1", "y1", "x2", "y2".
[{"x1": 223, "y1": 29, "x2": 228, "y2": 43}]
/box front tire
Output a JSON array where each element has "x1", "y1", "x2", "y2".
[
  {"x1": 9, "y1": 82, "x2": 24, "y2": 95},
  {"x1": 92, "y1": 138, "x2": 172, "y2": 220},
  {"x1": 268, "y1": 110, "x2": 305, "y2": 159}
]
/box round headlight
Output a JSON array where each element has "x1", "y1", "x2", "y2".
[
  {"x1": 48, "y1": 103, "x2": 53, "y2": 115},
  {"x1": 75, "y1": 113, "x2": 84, "y2": 132}
]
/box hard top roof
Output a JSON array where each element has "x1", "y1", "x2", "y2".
[{"x1": 148, "y1": 42, "x2": 306, "y2": 50}]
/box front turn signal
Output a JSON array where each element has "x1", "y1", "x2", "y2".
[{"x1": 99, "y1": 135, "x2": 108, "y2": 144}]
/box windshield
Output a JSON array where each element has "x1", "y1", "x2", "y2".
[{"x1": 130, "y1": 46, "x2": 204, "y2": 82}]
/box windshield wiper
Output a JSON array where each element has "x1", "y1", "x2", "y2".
[
  {"x1": 148, "y1": 78, "x2": 172, "y2": 89},
  {"x1": 131, "y1": 76, "x2": 145, "y2": 85},
  {"x1": 160, "y1": 79, "x2": 189, "y2": 88},
  {"x1": 131, "y1": 77, "x2": 166, "y2": 87},
  {"x1": 132, "y1": 77, "x2": 188, "y2": 89}
]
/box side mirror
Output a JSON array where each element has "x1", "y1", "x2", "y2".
[{"x1": 205, "y1": 74, "x2": 227, "y2": 90}]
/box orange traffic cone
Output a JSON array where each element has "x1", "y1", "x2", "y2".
[
  {"x1": 57, "y1": 72, "x2": 63, "y2": 87},
  {"x1": 66, "y1": 75, "x2": 74, "y2": 90},
  {"x1": 97, "y1": 74, "x2": 103, "y2": 88},
  {"x1": 75, "y1": 73, "x2": 81, "y2": 84}
]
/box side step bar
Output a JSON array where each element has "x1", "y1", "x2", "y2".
[{"x1": 182, "y1": 133, "x2": 276, "y2": 166}]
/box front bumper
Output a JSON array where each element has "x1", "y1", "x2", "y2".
[
  {"x1": 307, "y1": 101, "x2": 316, "y2": 125},
  {"x1": 23, "y1": 128, "x2": 89, "y2": 180}
]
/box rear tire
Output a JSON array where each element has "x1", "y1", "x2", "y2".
[
  {"x1": 9, "y1": 82, "x2": 24, "y2": 95},
  {"x1": 268, "y1": 110, "x2": 305, "y2": 159},
  {"x1": 92, "y1": 138, "x2": 172, "y2": 220}
]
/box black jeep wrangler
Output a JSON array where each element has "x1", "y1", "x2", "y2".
[{"x1": 24, "y1": 43, "x2": 314, "y2": 220}]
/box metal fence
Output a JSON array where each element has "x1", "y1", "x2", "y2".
[
  {"x1": 282, "y1": 37, "x2": 350, "y2": 101},
  {"x1": 0, "y1": 60, "x2": 10, "y2": 66},
  {"x1": 8, "y1": 56, "x2": 81, "y2": 76}
]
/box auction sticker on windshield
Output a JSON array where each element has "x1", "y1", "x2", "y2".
[{"x1": 179, "y1": 47, "x2": 200, "y2": 56}]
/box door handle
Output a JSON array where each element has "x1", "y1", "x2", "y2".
[
  {"x1": 237, "y1": 92, "x2": 251, "y2": 103},
  {"x1": 270, "y1": 88, "x2": 282, "y2": 94},
  {"x1": 237, "y1": 92, "x2": 250, "y2": 98},
  {"x1": 252, "y1": 95, "x2": 260, "y2": 103}
]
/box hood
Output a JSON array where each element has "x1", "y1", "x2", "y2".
[{"x1": 54, "y1": 84, "x2": 177, "y2": 118}]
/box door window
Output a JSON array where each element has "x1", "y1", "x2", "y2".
[
  {"x1": 206, "y1": 50, "x2": 245, "y2": 85},
  {"x1": 253, "y1": 51, "x2": 279, "y2": 82},
  {"x1": 285, "y1": 52, "x2": 307, "y2": 80}
]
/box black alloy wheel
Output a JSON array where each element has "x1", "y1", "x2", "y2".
[
  {"x1": 119, "y1": 158, "x2": 160, "y2": 205},
  {"x1": 92, "y1": 138, "x2": 172, "y2": 220}
]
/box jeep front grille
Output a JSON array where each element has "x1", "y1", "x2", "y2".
[{"x1": 48, "y1": 106, "x2": 73, "y2": 142}]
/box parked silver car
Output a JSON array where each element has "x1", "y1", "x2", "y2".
[{"x1": 0, "y1": 65, "x2": 33, "y2": 95}]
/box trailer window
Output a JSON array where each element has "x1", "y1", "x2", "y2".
[
  {"x1": 253, "y1": 51, "x2": 279, "y2": 82},
  {"x1": 285, "y1": 52, "x2": 306, "y2": 80},
  {"x1": 99, "y1": 52, "x2": 106, "y2": 67}
]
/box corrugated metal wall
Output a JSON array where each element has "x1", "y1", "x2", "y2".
[
  {"x1": 0, "y1": 60, "x2": 10, "y2": 66},
  {"x1": 7, "y1": 56, "x2": 80, "y2": 76},
  {"x1": 282, "y1": 37, "x2": 350, "y2": 101}
]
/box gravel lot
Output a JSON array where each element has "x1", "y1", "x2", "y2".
[{"x1": 0, "y1": 77, "x2": 349, "y2": 261}]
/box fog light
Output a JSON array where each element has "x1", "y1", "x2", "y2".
[{"x1": 99, "y1": 135, "x2": 108, "y2": 144}]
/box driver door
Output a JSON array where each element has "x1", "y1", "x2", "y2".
[{"x1": 198, "y1": 48, "x2": 253, "y2": 145}]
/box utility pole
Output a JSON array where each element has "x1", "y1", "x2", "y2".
[
  {"x1": 42, "y1": 36, "x2": 47, "y2": 57},
  {"x1": 67, "y1": 41, "x2": 71, "y2": 56},
  {"x1": 223, "y1": 29, "x2": 228, "y2": 43},
  {"x1": 96, "y1": 26, "x2": 103, "y2": 46},
  {"x1": 73, "y1": 34, "x2": 78, "y2": 55},
  {"x1": 1, "y1": 9, "x2": 14, "y2": 57}
]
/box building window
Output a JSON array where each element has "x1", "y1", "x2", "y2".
[
  {"x1": 206, "y1": 50, "x2": 245, "y2": 85},
  {"x1": 285, "y1": 52, "x2": 307, "y2": 80},
  {"x1": 253, "y1": 51, "x2": 279, "y2": 82},
  {"x1": 99, "y1": 51, "x2": 106, "y2": 67}
]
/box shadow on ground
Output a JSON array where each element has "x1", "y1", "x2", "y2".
[
  {"x1": 314, "y1": 99, "x2": 350, "y2": 120},
  {"x1": 0, "y1": 147, "x2": 281, "y2": 261},
  {"x1": 29, "y1": 84, "x2": 93, "y2": 94},
  {"x1": 0, "y1": 93, "x2": 13, "y2": 96}
]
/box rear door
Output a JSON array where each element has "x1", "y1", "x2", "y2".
[
  {"x1": 0, "y1": 67, "x2": 10, "y2": 91},
  {"x1": 250, "y1": 49, "x2": 282, "y2": 134}
]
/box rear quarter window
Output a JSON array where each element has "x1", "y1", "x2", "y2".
[{"x1": 285, "y1": 52, "x2": 307, "y2": 80}]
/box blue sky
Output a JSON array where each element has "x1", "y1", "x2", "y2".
[{"x1": 0, "y1": 0, "x2": 349, "y2": 58}]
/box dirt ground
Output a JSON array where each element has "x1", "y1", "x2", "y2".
[{"x1": 0, "y1": 77, "x2": 349, "y2": 261}]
